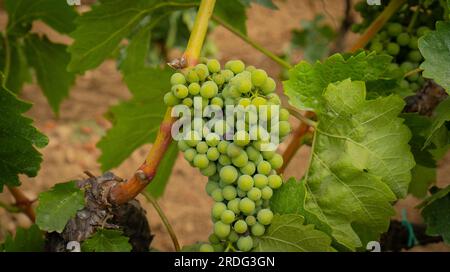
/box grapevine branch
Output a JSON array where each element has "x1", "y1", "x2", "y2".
[
  {"x1": 108, "y1": 0, "x2": 217, "y2": 205},
  {"x1": 7, "y1": 186, "x2": 36, "y2": 222}
]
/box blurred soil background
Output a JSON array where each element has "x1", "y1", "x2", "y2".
[{"x1": 0, "y1": 0, "x2": 448, "y2": 251}]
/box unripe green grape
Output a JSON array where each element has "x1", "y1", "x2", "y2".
[
  {"x1": 207, "y1": 59, "x2": 221, "y2": 73},
  {"x1": 247, "y1": 187, "x2": 262, "y2": 201},
  {"x1": 196, "y1": 141, "x2": 209, "y2": 154},
  {"x1": 408, "y1": 50, "x2": 422, "y2": 62},
  {"x1": 245, "y1": 215, "x2": 256, "y2": 226},
  {"x1": 238, "y1": 79, "x2": 252, "y2": 93},
  {"x1": 164, "y1": 92, "x2": 180, "y2": 106},
  {"x1": 407, "y1": 73, "x2": 419, "y2": 82},
  {"x1": 200, "y1": 81, "x2": 218, "y2": 99},
  {"x1": 234, "y1": 131, "x2": 250, "y2": 146},
  {"x1": 253, "y1": 174, "x2": 268, "y2": 189},
  {"x1": 386, "y1": 42, "x2": 400, "y2": 56},
  {"x1": 222, "y1": 185, "x2": 237, "y2": 201},
  {"x1": 396, "y1": 32, "x2": 410, "y2": 46},
  {"x1": 214, "y1": 221, "x2": 230, "y2": 238},
  {"x1": 227, "y1": 198, "x2": 240, "y2": 214},
  {"x1": 182, "y1": 97, "x2": 193, "y2": 107},
  {"x1": 251, "y1": 96, "x2": 267, "y2": 108},
  {"x1": 220, "y1": 210, "x2": 235, "y2": 225},
  {"x1": 370, "y1": 41, "x2": 383, "y2": 53},
  {"x1": 188, "y1": 82, "x2": 200, "y2": 95},
  {"x1": 267, "y1": 93, "x2": 281, "y2": 105},
  {"x1": 186, "y1": 70, "x2": 200, "y2": 83},
  {"x1": 207, "y1": 147, "x2": 220, "y2": 161},
  {"x1": 199, "y1": 244, "x2": 214, "y2": 252},
  {"x1": 227, "y1": 143, "x2": 242, "y2": 158},
  {"x1": 184, "y1": 148, "x2": 197, "y2": 162},
  {"x1": 279, "y1": 108, "x2": 290, "y2": 121},
  {"x1": 195, "y1": 64, "x2": 210, "y2": 81},
  {"x1": 219, "y1": 165, "x2": 238, "y2": 184},
  {"x1": 228, "y1": 231, "x2": 239, "y2": 243},
  {"x1": 185, "y1": 131, "x2": 201, "y2": 147},
  {"x1": 193, "y1": 154, "x2": 209, "y2": 169},
  {"x1": 246, "y1": 146, "x2": 260, "y2": 162},
  {"x1": 234, "y1": 220, "x2": 248, "y2": 234},
  {"x1": 237, "y1": 236, "x2": 253, "y2": 252},
  {"x1": 251, "y1": 69, "x2": 268, "y2": 87},
  {"x1": 262, "y1": 150, "x2": 275, "y2": 160},
  {"x1": 238, "y1": 175, "x2": 254, "y2": 191},
  {"x1": 212, "y1": 244, "x2": 224, "y2": 252},
  {"x1": 209, "y1": 233, "x2": 221, "y2": 244},
  {"x1": 246, "y1": 65, "x2": 256, "y2": 72},
  {"x1": 178, "y1": 140, "x2": 189, "y2": 151},
  {"x1": 240, "y1": 162, "x2": 256, "y2": 176},
  {"x1": 257, "y1": 209, "x2": 273, "y2": 225},
  {"x1": 279, "y1": 121, "x2": 291, "y2": 137},
  {"x1": 239, "y1": 197, "x2": 256, "y2": 215},
  {"x1": 261, "y1": 77, "x2": 276, "y2": 94},
  {"x1": 387, "y1": 23, "x2": 402, "y2": 36},
  {"x1": 228, "y1": 86, "x2": 241, "y2": 98},
  {"x1": 417, "y1": 26, "x2": 430, "y2": 37},
  {"x1": 408, "y1": 37, "x2": 419, "y2": 49},
  {"x1": 218, "y1": 154, "x2": 231, "y2": 166},
  {"x1": 212, "y1": 202, "x2": 227, "y2": 219},
  {"x1": 201, "y1": 162, "x2": 217, "y2": 176},
  {"x1": 172, "y1": 84, "x2": 189, "y2": 99},
  {"x1": 400, "y1": 61, "x2": 414, "y2": 73},
  {"x1": 171, "y1": 72, "x2": 186, "y2": 85},
  {"x1": 261, "y1": 186, "x2": 273, "y2": 200},
  {"x1": 257, "y1": 161, "x2": 272, "y2": 175},
  {"x1": 251, "y1": 223, "x2": 265, "y2": 236},
  {"x1": 237, "y1": 98, "x2": 251, "y2": 107},
  {"x1": 210, "y1": 96, "x2": 224, "y2": 108},
  {"x1": 269, "y1": 153, "x2": 283, "y2": 170},
  {"x1": 217, "y1": 141, "x2": 229, "y2": 154},
  {"x1": 225, "y1": 60, "x2": 245, "y2": 74},
  {"x1": 206, "y1": 181, "x2": 220, "y2": 196},
  {"x1": 232, "y1": 151, "x2": 249, "y2": 168},
  {"x1": 221, "y1": 69, "x2": 234, "y2": 81},
  {"x1": 268, "y1": 174, "x2": 282, "y2": 189},
  {"x1": 211, "y1": 188, "x2": 224, "y2": 202}
]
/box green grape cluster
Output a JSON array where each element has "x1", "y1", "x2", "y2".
[
  {"x1": 352, "y1": 0, "x2": 446, "y2": 92},
  {"x1": 164, "y1": 59, "x2": 290, "y2": 252}
]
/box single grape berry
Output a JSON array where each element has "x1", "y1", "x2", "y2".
[
  {"x1": 396, "y1": 32, "x2": 410, "y2": 46},
  {"x1": 219, "y1": 165, "x2": 238, "y2": 184},
  {"x1": 257, "y1": 209, "x2": 274, "y2": 225},
  {"x1": 261, "y1": 78, "x2": 276, "y2": 94},
  {"x1": 220, "y1": 210, "x2": 236, "y2": 224},
  {"x1": 200, "y1": 244, "x2": 214, "y2": 252},
  {"x1": 212, "y1": 202, "x2": 227, "y2": 219},
  {"x1": 207, "y1": 59, "x2": 221, "y2": 73},
  {"x1": 268, "y1": 174, "x2": 282, "y2": 189},
  {"x1": 238, "y1": 175, "x2": 254, "y2": 191},
  {"x1": 234, "y1": 220, "x2": 248, "y2": 234},
  {"x1": 237, "y1": 236, "x2": 253, "y2": 252},
  {"x1": 251, "y1": 69, "x2": 268, "y2": 87},
  {"x1": 387, "y1": 23, "x2": 402, "y2": 36},
  {"x1": 257, "y1": 161, "x2": 272, "y2": 175},
  {"x1": 247, "y1": 187, "x2": 262, "y2": 201},
  {"x1": 227, "y1": 198, "x2": 241, "y2": 214},
  {"x1": 239, "y1": 197, "x2": 256, "y2": 215},
  {"x1": 251, "y1": 223, "x2": 265, "y2": 236},
  {"x1": 200, "y1": 81, "x2": 218, "y2": 99},
  {"x1": 164, "y1": 92, "x2": 180, "y2": 106},
  {"x1": 222, "y1": 185, "x2": 237, "y2": 201},
  {"x1": 225, "y1": 60, "x2": 245, "y2": 74},
  {"x1": 386, "y1": 43, "x2": 400, "y2": 56},
  {"x1": 261, "y1": 186, "x2": 273, "y2": 200},
  {"x1": 214, "y1": 221, "x2": 231, "y2": 238}
]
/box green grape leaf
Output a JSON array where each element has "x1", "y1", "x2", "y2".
[
  {"x1": 24, "y1": 35, "x2": 76, "y2": 114},
  {"x1": 421, "y1": 188, "x2": 450, "y2": 244},
  {"x1": 254, "y1": 214, "x2": 335, "y2": 252},
  {"x1": 283, "y1": 52, "x2": 393, "y2": 113},
  {"x1": 408, "y1": 165, "x2": 436, "y2": 198},
  {"x1": 1, "y1": 225, "x2": 44, "y2": 252},
  {"x1": 270, "y1": 178, "x2": 304, "y2": 214},
  {"x1": 98, "y1": 17, "x2": 174, "y2": 171},
  {"x1": 301, "y1": 79, "x2": 414, "y2": 250},
  {"x1": 419, "y1": 21, "x2": 450, "y2": 92},
  {"x1": 67, "y1": 0, "x2": 196, "y2": 73},
  {"x1": 290, "y1": 15, "x2": 335, "y2": 62},
  {"x1": 0, "y1": 38, "x2": 31, "y2": 93},
  {"x1": 215, "y1": 0, "x2": 247, "y2": 35},
  {"x1": 36, "y1": 181, "x2": 85, "y2": 233},
  {"x1": 146, "y1": 142, "x2": 178, "y2": 198},
  {"x1": 5, "y1": 0, "x2": 78, "y2": 35},
  {"x1": 239, "y1": 0, "x2": 278, "y2": 9},
  {"x1": 0, "y1": 84, "x2": 48, "y2": 191},
  {"x1": 81, "y1": 229, "x2": 132, "y2": 252},
  {"x1": 423, "y1": 97, "x2": 450, "y2": 148}
]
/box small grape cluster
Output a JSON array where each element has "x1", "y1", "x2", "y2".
[
  {"x1": 164, "y1": 59, "x2": 291, "y2": 252},
  {"x1": 352, "y1": 0, "x2": 446, "y2": 92}
]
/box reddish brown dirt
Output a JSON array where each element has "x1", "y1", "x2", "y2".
[{"x1": 0, "y1": 0, "x2": 449, "y2": 252}]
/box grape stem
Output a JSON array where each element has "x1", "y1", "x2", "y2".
[
  {"x1": 108, "y1": 0, "x2": 217, "y2": 205},
  {"x1": 404, "y1": 67, "x2": 423, "y2": 78},
  {"x1": 142, "y1": 191, "x2": 181, "y2": 252},
  {"x1": 212, "y1": 15, "x2": 293, "y2": 70},
  {"x1": 349, "y1": 0, "x2": 407, "y2": 52},
  {"x1": 7, "y1": 186, "x2": 36, "y2": 222},
  {"x1": 407, "y1": 4, "x2": 420, "y2": 33}
]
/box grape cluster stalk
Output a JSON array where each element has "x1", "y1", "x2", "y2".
[{"x1": 164, "y1": 59, "x2": 291, "y2": 252}]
